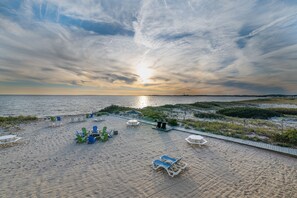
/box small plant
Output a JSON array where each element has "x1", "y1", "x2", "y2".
[
  {"x1": 273, "y1": 129, "x2": 297, "y2": 146},
  {"x1": 167, "y1": 119, "x2": 178, "y2": 126}
]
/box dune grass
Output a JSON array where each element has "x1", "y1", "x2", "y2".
[
  {"x1": 194, "y1": 112, "x2": 225, "y2": 119},
  {"x1": 242, "y1": 97, "x2": 297, "y2": 104},
  {"x1": 0, "y1": 116, "x2": 38, "y2": 129},
  {"x1": 217, "y1": 107, "x2": 282, "y2": 119},
  {"x1": 181, "y1": 119, "x2": 297, "y2": 147},
  {"x1": 267, "y1": 108, "x2": 297, "y2": 115}
]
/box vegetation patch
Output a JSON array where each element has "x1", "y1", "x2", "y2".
[
  {"x1": 0, "y1": 116, "x2": 38, "y2": 128},
  {"x1": 99, "y1": 105, "x2": 133, "y2": 114},
  {"x1": 166, "y1": 118, "x2": 178, "y2": 126},
  {"x1": 242, "y1": 97, "x2": 297, "y2": 105},
  {"x1": 272, "y1": 129, "x2": 297, "y2": 147},
  {"x1": 190, "y1": 102, "x2": 221, "y2": 109},
  {"x1": 268, "y1": 108, "x2": 297, "y2": 115},
  {"x1": 217, "y1": 107, "x2": 282, "y2": 119},
  {"x1": 139, "y1": 106, "x2": 167, "y2": 121},
  {"x1": 194, "y1": 112, "x2": 224, "y2": 119}
]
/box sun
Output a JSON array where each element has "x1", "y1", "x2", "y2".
[{"x1": 136, "y1": 62, "x2": 152, "y2": 83}]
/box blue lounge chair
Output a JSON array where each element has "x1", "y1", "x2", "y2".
[
  {"x1": 152, "y1": 159, "x2": 182, "y2": 177},
  {"x1": 160, "y1": 155, "x2": 187, "y2": 170},
  {"x1": 93, "y1": 126, "x2": 98, "y2": 133},
  {"x1": 88, "y1": 135, "x2": 96, "y2": 144},
  {"x1": 56, "y1": 116, "x2": 61, "y2": 121}
]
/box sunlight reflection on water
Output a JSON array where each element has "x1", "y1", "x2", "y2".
[{"x1": 0, "y1": 95, "x2": 260, "y2": 117}]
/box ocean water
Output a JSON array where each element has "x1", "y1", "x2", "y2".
[{"x1": 0, "y1": 95, "x2": 259, "y2": 117}]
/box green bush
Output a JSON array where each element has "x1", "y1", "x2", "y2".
[
  {"x1": 217, "y1": 107, "x2": 282, "y2": 119},
  {"x1": 268, "y1": 108, "x2": 297, "y2": 115},
  {"x1": 95, "y1": 112, "x2": 109, "y2": 116},
  {"x1": 167, "y1": 119, "x2": 178, "y2": 126},
  {"x1": 139, "y1": 106, "x2": 167, "y2": 121},
  {"x1": 194, "y1": 112, "x2": 224, "y2": 119},
  {"x1": 273, "y1": 129, "x2": 297, "y2": 146},
  {"x1": 0, "y1": 115, "x2": 38, "y2": 128},
  {"x1": 99, "y1": 105, "x2": 132, "y2": 114}
]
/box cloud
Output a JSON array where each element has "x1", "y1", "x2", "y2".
[{"x1": 0, "y1": 0, "x2": 297, "y2": 94}]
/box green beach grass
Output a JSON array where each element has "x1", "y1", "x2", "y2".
[{"x1": 0, "y1": 116, "x2": 38, "y2": 129}]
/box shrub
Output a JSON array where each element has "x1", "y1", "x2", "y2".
[
  {"x1": 217, "y1": 107, "x2": 282, "y2": 119},
  {"x1": 0, "y1": 116, "x2": 38, "y2": 128},
  {"x1": 99, "y1": 105, "x2": 132, "y2": 114},
  {"x1": 194, "y1": 112, "x2": 224, "y2": 119},
  {"x1": 95, "y1": 112, "x2": 109, "y2": 116},
  {"x1": 139, "y1": 106, "x2": 167, "y2": 121},
  {"x1": 167, "y1": 119, "x2": 178, "y2": 126},
  {"x1": 268, "y1": 108, "x2": 297, "y2": 115},
  {"x1": 273, "y1": 129, "x2": 297, "y2": 146}
]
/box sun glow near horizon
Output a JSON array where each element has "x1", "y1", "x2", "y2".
[{"x1": 136, "y1": 62, "x2": 153, "y2": 84}]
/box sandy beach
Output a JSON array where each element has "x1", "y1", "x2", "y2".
[{"x1": 0, "y1": 116, "x2": 297, "y2": 198}]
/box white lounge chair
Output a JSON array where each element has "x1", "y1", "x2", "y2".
[
  {"x1": 126, "y1": 119, "x2": 140, "y2": 126},
  {"x1": 185, "y1": 135, "x2": 207, "y2": 146},
  {"x1": 0, "y1": 135, "x2": 22, "y2": 145},
  {"x1": 152, "y1": 159, "x2": 182, "y2": 177}
]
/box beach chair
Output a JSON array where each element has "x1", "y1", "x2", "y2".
[
  {"x1": 88, "y1": 135, "x2": 96, "y2": 144},
  {"x1": 56, "y1": 116, "x2": 62, "y2": 126},
  {"x1": 93, "y1": 126, "x2": 98, "y2": 133},
  {"x1": 101, "y1": 133, "x2": 108, "y2": 142},
  {"x1": 157, "y1": 121, "x2": 162, "y2": 128},
  {"x1": 152, "y1": 159, "x2": 182, "y2": 177},
  {"x1": 75, "y1": 132, "x2": 87, "y2": 143},
  {"x1": 160, "y1": 155, "x2": 187, "y2": 170},
  {"x1": 100, "y1": 126, "x2": 108, "y2": 141},
  {"x1": 50, "y1": 116, "x2": 56, "y2": 127},
  {"x1": 82, "y1": 127, "x2": 88, "y2": 137}
]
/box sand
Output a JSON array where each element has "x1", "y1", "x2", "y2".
[{"x1": 0, "y1": 116, "x2": 296, "y2": 198}]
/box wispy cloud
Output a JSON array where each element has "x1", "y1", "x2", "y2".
[{"x1": 0, "y1": 0, "x2": 297, "y2": 95}]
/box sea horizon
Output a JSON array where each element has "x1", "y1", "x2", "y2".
[{"x1": 0, "y1": 95, "x2": 265, "y2": 117}]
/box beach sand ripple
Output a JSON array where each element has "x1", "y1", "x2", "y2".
[{"x1": 0, "y1": 116, "x2": 296, "y2": 197}]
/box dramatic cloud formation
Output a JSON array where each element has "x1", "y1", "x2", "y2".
[{"x1": 0, "y1": 0, "x2": 297, "y2": 95}]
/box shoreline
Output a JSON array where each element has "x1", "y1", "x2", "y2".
[{"x1": 1, "y1": 97, "x2": 297, "y2": 149}]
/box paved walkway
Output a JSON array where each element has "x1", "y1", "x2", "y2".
[{"x1": 115, "y1": 115, "x2": 297, "y2": 157}]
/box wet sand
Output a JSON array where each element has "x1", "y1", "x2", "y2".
[{"x1": 0, "y1": 116, "x2": 296, "y2": 197}]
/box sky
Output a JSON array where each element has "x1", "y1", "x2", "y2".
[{"x1": 0, "y1": 0, "x2": 297, "y2": 95}]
